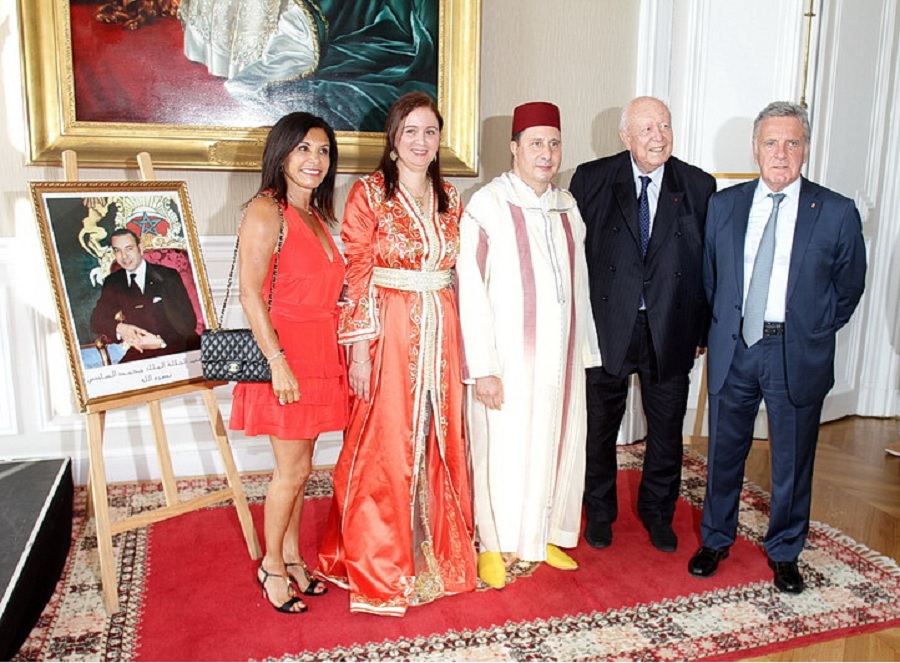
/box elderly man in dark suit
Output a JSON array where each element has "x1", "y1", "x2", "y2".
[
  {"x1": 688, "y1": 101, "x2": 866, "y2": 593},
  {"x1": 90, "y1": 228, "x2": 199, "y2": 363},
  {"x1": 571, "y1": 96, "x2": 716, "y2": 553}
]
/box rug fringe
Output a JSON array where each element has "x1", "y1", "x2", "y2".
[{"x1": 812, "y1": 520, "x2": 900, "y2": 576}]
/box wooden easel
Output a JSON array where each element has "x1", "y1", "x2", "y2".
[
  {"x1": 65, "y1": 150, "x2": 262, "y2": 613},
  {"x1": 684, "y1": 355, "x2": 708, "y2": 448},
  {"x1": 685, "y1": 355, "x2": 773, "y2": 448}
]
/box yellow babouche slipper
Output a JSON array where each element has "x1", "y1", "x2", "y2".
[
  {"x1": 545, "y1": 544, "x2": 578, "y2": 570},
  {"x1": 478, "y1": 551, "x2": 507, "y2": 589}
]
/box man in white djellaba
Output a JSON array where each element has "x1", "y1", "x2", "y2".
[{"x1": 456, "y1": 101, "x2": 602, "y2": 590}]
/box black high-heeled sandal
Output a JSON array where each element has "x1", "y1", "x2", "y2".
[
  {"x1": 285, "y1": 561, "x2": 328, "y2": 596},
  {"x1": 257, "y1": 565, "x2": 308, "y2": 613}
]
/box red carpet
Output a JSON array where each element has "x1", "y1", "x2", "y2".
[{"x1": 14, "y1": 445, "x2": 900, "y2": 661}]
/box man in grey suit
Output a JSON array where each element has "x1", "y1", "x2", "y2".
[
  {"x1": 571, "y1": 97, "x2": 716, "y2": 553},
  {"x1": 689, "y1": 101, "x2": 866, "y2": 593}
]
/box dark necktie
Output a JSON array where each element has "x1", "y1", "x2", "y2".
[
  {"x1": 638, "y1": 175, "x2": 651, "y2": 257},
  {"x1": 129, "y1": 273, "x2": 138, "y2": 291},
  {"x1": 742, "y1": 192, "x2": 786, "y2": 346}
]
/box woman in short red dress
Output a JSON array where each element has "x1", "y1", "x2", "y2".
[{"x1": 230, "y1": 112, "x2": 348, "y2": 614}]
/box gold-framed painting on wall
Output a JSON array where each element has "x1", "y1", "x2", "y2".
[{"x1": 17, "y1": 0, "x2": 481, "y2": 174}]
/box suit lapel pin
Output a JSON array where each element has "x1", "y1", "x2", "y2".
[{"x1": 811, "y1": 202, "x2": 816, "y2": 208}]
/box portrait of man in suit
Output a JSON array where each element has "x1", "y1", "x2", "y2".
[
  {"x1": 570, "y1": 96, "x2": 716, "y2": 554},
  {"x1": 90, "y1": 228, "x2": 200, "y2": 364},
  {"x1": 688, "y1": 101, "x2": 867, "y2": 594}
]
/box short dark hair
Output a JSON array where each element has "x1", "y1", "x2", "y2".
[
  {"x1": 110, "y1": 227, "x2": 140, "y2": 247},
  {"x1": 377, "y1": 92, "x2": 449, "y2": 214},
  {"x1": 258, "y1": 112, "x2": 339, "y2": 223}
]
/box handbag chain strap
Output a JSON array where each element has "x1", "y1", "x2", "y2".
[{"x1": 218, "y1": 192, "x2": 286, "y2": 327}]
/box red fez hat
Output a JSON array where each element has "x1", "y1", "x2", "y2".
[{"x1": 512, "y1": 101, "x2": 561, "y2": 136}]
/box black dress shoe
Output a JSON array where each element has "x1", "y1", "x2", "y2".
[
  {"x1": 768, "y1": 559, "x2": 804, "y2": 594},
  {"x1": 688, "y1": 546, "x2": 729, "y2": 577},
  {"x1": 585, "y1": 521, "x2": 613, "y2": 549},
  {"x1": 647, "y1": 523, "x2": 678, "y2": 552}
]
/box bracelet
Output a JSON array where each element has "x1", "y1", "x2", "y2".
[
  {"x1": 351, "y1": 358, "x2": 371, "y2": 364},
  {"x1": 266, "y1": 349, "x2": 285, "y2": 364}
]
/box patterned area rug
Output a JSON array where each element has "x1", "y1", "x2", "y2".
[{"x1": 13, "y1": 445, "x2": 900, "y2": 661}]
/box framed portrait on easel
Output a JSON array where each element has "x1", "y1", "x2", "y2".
[{"x1": 30, "y1": 181, "x2": 216, "y2": 412}]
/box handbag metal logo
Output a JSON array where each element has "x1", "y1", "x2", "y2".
[{"x1": 226, "y1": 361, "x2": 242, "y2": 374}]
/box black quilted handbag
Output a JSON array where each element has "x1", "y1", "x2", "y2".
[
  {"x1": 200, "y1": 197, "x2": 284, "y2": 383},
  {"x1": 201, "y1": 328, "x2": 271, "y2": 382}
]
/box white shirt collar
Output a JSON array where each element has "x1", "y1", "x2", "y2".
[
  {"x1": 629, "y1": 158, "x2": 664, "y2": 191},
  {"x1": 132, "y1": 259, "x2": 147, "y2": 278},
  {"x1": 754, "y1": 176, "x2": 802, "y2": 202},
  {"x1": 127, "y1": 259, "x2": 147, "y2": 286}
]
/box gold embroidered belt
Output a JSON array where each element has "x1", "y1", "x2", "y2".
[{"x1": 371, "y1": 267, "x2": 452, "y2": 292}]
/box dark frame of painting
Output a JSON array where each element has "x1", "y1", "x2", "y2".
[
  {"x1": 18, "y1": 0, "x2": 481, "y2": 174},
  {"x1": 30, "y1": 181, "x2": 216, "y2": 412}
]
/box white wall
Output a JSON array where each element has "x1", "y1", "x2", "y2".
[{"x1": 809, "y1": 0, "x2": 900, "y2": 420}]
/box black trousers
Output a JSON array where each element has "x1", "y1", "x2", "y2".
[{"x1": 584, "y1": 311, "x2": 690, "y2": 526}]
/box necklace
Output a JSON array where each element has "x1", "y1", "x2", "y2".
[
  {"x1": 287, "y1": 195, "x2": 312, "y2": 216},
  {"x1": 400, "y1": 179, "x2": 430, "y2": 215}
]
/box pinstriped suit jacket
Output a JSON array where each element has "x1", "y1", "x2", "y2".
[{"x1": 571, "y1": 151, "x2": 716, "y2": 381}]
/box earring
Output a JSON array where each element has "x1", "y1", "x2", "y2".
[{"x1": 389, "y1": 149, "x2": 398, "y2": 162}]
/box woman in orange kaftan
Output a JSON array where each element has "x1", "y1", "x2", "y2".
[{"x1": 317, "y1": 92, "x2": 477, "y2": 616}]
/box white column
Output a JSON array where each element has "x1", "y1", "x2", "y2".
[{"x1": 809, "y1": 0, "x2": 899, "y2": 418}]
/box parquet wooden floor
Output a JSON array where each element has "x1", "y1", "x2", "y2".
[{"x1": 688, "y1": 415, "x2": 900, "y2": 662}]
